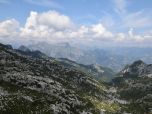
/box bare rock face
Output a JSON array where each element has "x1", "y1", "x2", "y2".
[
  {"x1": 128, "y1": 60, "x2": 147, "y2": 75},
  {"x1": 18, "y1": 45, "x2": 30, "y2": 52},
  {"x1": 145, "y1": 64, "x2": 152, "y2": 73},
  {"x1": 116, "y1": 60, "x2": 152, "y2": 77},
  {"x1": 91, "y1": 64, "x2": 104, "y2": 73}
]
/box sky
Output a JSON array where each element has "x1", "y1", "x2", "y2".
[{"x1": 0, "y1": 0, "x2": 152, "y2": 47}]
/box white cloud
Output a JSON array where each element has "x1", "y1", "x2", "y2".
[
  {"x1": 20, "y1": 14, "x2": 115, "y2": 42},
  {"x1": 20, "y1": 10, "x2": 76, "y2": 39},
  {"x1": 91, "y1": 23, "x2": 114, "y2": 38},
  {"x1": 115, "y1": 33, "x2": 125, "y2": 42},
  {"x1": 121, "y1": 10, "x2": 152, "y2": 28},
  {"x1": 128, "y1": 28, "x2": 133, "y2": 37},
  {"x1": 78, "y1": 26, "x2": 88, "y2": 37},
  {"x1": 112, "y1": 0, "x2": 152, "y2": 28},
  {"x1": 1, "y1": 10, "x2": 152, "y2": 46},
  {"x1": 128, "y1": 28, "x2": 143, "y2": 42},
  {"x1": 115, "y1": 28, "x2": 144, "y2": 43},
  {"x1": 142, "y1": 35, "x2": 152, "y2": 43},
  {"x1": 0, "y1": 19, "x2": 19, "y2": 38},
  {"x1": 78, "y1": 26, "x2": 88, "y2": 34},
  {"x1": 24, "y1": 0, "x2": 62, "y2": 8},
  {"x1": 113, "y1": 0, "x2": 127, "y2": 17},
  {"x1": 37, "y1": 11, "x2": 75, "y2": 30},
  {"x1": 92, "y1": 24, "x2": 106, "y2": 36}
]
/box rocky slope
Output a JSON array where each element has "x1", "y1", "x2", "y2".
[
  {"x1": 1, "y1": 42, "x2": 152, "y2": 113},
  {"x1": 0, "y1": 43, "x2": 122, "y2": 114},
  {"x1": 112, "y1": 60, "x2": 152, "y2": 113}
]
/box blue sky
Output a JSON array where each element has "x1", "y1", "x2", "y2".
[{"x1": 0, "y1": 0, "x2": 152, "y2": 47}]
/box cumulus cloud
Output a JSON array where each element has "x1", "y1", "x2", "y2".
[
  {"x1": 19, "y1": 13, "x2": 115, "y2": 42},
  {"x1": 115, "y1": 33, "x2": 125, "y2": 42},
  {"x1": 92, "y1": 24, "x2": 106, "y2": 35},
  {"x1": 128, "y1": 28, "x2": 133, "y2": 37},
  {"x1": 37, "y1": 11, "x2": 75, "y2": 30},
  {"x1": 128, "y1": 28, "x2": 143, "y2": 42},
  {"x1": 1, "y1": 10, "x2": 152, "y2": 46},
  {"x1": 78, "y1": 26, "x2": 88, "y2": 34},
  {"x1": 115, "y1": 28, "x2": 144, "y2": 43},
  {"x1": 0, "y1": 19, "x2": 19, "y2": 38},
  {"x1": 20, "y1": 10, "x2": 77, "y2": 39},
  {"x1": 91, "y1": 23, "x2": 114, "y2": 39}
]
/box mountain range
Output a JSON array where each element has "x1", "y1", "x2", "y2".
[
  {"x1": 14, "y1": 45, "x2": 116, "y2": 82},
  {"x1": 28, "y1": 42, "x2": 140, "y2": 72},
  {"x1": 1, "y1": 42, "x2": 152, "y2": 113}
]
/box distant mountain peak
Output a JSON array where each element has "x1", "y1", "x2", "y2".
[{"x1": 18, "y1": 45, "x2": 30, "y2": 52}]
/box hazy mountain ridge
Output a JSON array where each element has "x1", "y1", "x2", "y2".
[
  {"x1": 104, "y1": 47, "x2": 152, "y2": 57},
  {"x1": 15, "y1": 45, "x2": 115, "y2": 82},
  {"x1": 28, "y1": 42, "x2": 85, "y2": 62},
  {"x1": 104, "y1": 47, "x2": 152, "y2": 65},
  {"x1": 28, "y1": 42, "x2": 139, "y2": 72},
  {"x1": 76, "y1": 49, "x2": 130, "y2": 73}
]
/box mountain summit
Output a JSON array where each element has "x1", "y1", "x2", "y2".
[
  {"x1": 18, "y1": 45, "x2": 30, "y2": 52},
  {"x1": 116, "y1": 60, "x2": 152, "y2": 77}
]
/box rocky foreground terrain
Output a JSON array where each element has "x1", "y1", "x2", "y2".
[{"x1": 1, "y1": 43, "x2": 152, "y2": 113}]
